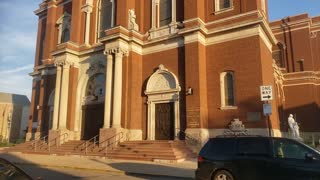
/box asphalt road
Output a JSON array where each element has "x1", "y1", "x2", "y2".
[{"x1": 18, "y1": 164, "x2": 190, "y2": 180}]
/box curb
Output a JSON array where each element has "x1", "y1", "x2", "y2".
[{"x1": 14, "y1": 162, "x2": 194, "y2": 179}]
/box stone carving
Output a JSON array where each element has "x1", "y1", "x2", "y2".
[
  {"x1": 288, "y1": 114, "x2": 302, "y2": 140},
  {"x1": 145, "y1": 64, "x2": 180, "y2": 94},
  {"x1": 272, "y1": 60, "x2": 285, "y2": 102},
  {"x1": 151, "y1": 73, "x2": 175, "y2": 91},
  {"x1": 128, "y1": 9, "x2": 139, "y2": 31},
  {"x1": 54, "y1": 58, "x2": 72, "y2": 67},
  {"x1": 83, "y1": 73, "x2": 105, "y2": 105},
  {"x1": 224, "y1": 119, "x2": 248, "y2": 135},
  {"x1": 86, "y1": 63, "x2": 105, "y2": 77},
  {"x1": 310, "y1": 32, "x2": 317, "y2": 38},
  {"x1": 104, "y1": 47, "x2": 128, "y2": 57}
]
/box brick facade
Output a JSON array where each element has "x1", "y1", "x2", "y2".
[{"x1": 27, "y1": 0, "x2": 319, "y2": 145}]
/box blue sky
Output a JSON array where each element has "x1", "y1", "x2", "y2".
[{"x1": 0, "y1": 0, "x2": 319, "y2": 100}]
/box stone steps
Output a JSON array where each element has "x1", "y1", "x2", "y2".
[
  {"x1": 106, "y1": 140, "x2": 195, "y2": 162},
  {"x1": 6, "y1": 140, "x2": 196, "y2": 162}
]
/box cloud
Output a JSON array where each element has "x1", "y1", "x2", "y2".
[
  {"x1": 0, "y1": 64, "x2": 34, "y2": 74},
  {"x1": 0, "y1": 0, "x2": 41, "y2": 100},
  {"x1": 0, "y1": 73, "x2": 32, "y2": 100}
]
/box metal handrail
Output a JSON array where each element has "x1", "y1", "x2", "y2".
[
  {"x1": 175, "y1": 129, "x2": 201, "y2": 146},
  {"x1": 31, "y1": 135, "x2": 49, "y2": 152},
  {"x1": 74, "y1": 134, "x2": 99, "y2": 155},
  {"x1": 47, "y1": 133, "x2": 68, "y2": 152},
  {"x1": 100, "y1": 132, "x2": 124, "y2": 154}
]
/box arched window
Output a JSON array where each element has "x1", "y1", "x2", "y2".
[
  {"x1": 97, "y1": 0, "x2": 116, "y2": 39},
  {"x1": 220, "y1": 71, "x2": 236, "y2": 108},
  {"x1": 56, "y1": 12, "x2": 71, "y2": 44},
  {"x1": 215, "y1": 0, "x2": 233, "y2": 12}
]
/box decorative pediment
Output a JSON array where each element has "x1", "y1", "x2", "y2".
[{"x1": 145, "y1": 64, "x2": 181, "y2": 94}]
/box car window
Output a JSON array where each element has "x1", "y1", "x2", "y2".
[
  {"x1": 237, "y1": 138, "x2": 270, "y2": 156},
  {"x1": 200, "y1": 138, "x2": 235, "y2": 158},
  {"x1": 273, "y1": 139, "x2": 317, "y2": 160}
]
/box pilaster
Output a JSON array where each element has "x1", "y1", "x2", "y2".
[
  {"x1": 52, "y1": 66, "x2": 62, "y2": 130},
  {"x1": 103, "y1": 52, "x2": 113, "y2": 128},
  {"x1": 82, "y1": 0, "x2": 93, "y2": 46},
  {"x1": 58, "y1": 63, "x2": 70, "y2": 129},
  {"x1": 112, "y1": 49, "x2": 126, "y2": 128}
]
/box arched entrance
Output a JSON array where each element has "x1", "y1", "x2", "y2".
[
  {"x1": 81, "y1": 73, "x2": 105, "y2": 140},
  {"x1": 145, "y1": 64, "x2": 181, "y2": 140}
]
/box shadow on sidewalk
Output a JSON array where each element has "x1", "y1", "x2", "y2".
[
  {"x1": 0, "y1": 153, "x2": 82, "y2": 180},
  {"x1": 90, "y1": 159, "x2": 195, "y2": 180}
]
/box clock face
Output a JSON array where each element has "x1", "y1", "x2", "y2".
[{"x1": 86, "y1": 73, "x2": 106, "y2": 98}]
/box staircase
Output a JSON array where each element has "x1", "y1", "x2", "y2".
[
  {"x1": 106, "y1": 140, "x2": 196, "y2": 162},
  {"x1": 6, "y1": 140, "x2": 196, "y2": 162},
  {"x1": 7, "y1": 140, "x2": 49, "y2": 154}
]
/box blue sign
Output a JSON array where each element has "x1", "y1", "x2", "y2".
[{"x1": 263, "y1": 103, "x2": 272, "y2": 115}]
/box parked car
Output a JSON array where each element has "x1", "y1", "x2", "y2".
[
  {"x1": 195, "y1": 136, "x2": 320, "y2": 180},
  {"x1": 0, "y1": 157, "x2": 33, "y2": 180}
]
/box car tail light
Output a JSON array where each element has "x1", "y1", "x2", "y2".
[{"x1": 198, "y1": 156, "x2": 203, "y2": 162}]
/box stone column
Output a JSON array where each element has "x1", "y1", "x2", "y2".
[
  {"x1": 112, "y1": 50, "x2": 124, "y2": 128},
  {"x1": 151, "y1": 0, "x2": 158, "y2": 29},
  {"x1": 58, "y1": 63, "x2": 70, "y2": 129},
  {"x1": 171, "y1": 0, "x2": 176, "y2": 24},
  {"x1": 52, "y1": 66, "x2": 62, "y2": 130},
  {"x1": 103, "y1": 53, "x2": 113, "y2": 128},
  {"x1": 81, "y1": 1, "x2": 93, "y2": 46}
]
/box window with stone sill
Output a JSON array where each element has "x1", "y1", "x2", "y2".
[
  {"x1": 215, "y1": 0, "x2": 233, "y2": 13},
  {"x1": 97, "y1": 0, "x2": 116, "y2": 39},
  {"x1": 220, "y1": 71, "x2": 236, "y2": 109},
  {"x1": 149, "y1": 0, "x2": 179, "y2": 39},
  {"x1": 56, "y1": 12, "x2": 71, "y2": 44}
]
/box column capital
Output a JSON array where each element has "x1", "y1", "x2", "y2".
[
  {"x1": 54, "y1": 58, "x2": 72, "y2": 67},
  {"x1": 104, "y1": 48, "x2": 128, "y2": 57},
  {"x1": 81, "y1": 4, "x2": 93, "y2": 13},
  {"x1": 53, "y1": 54, "x2": 79, "y2": 67}
]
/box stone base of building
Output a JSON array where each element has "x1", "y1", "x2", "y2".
[
  {"x1": 99, "y1": 128, "x2": 125, "y2": 148},
  {"x1": 184, "y1": 128, "x2": 282, "y2": 153},
  {"x1": 25, "y1": 132, "x2": 33, "y2": 142},
  {"x1": 48, "y1": 129, "x2": 71, "y2": 146},
  {"x1": 126, "y1": 129, "x2": 142, "y2": 141},
  {"x1": 34, "y1": 132, "x2": 41, "y2": 140}
]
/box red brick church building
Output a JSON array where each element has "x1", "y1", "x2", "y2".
[{"x1": 27, "y1": 0, "x2": 320, "y2": 147}]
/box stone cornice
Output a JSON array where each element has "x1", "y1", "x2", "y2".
[{"x1": 283, "y1": 71, "x2": 320, "y2": 86}]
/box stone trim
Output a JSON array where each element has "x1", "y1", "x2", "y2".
[{"x1": 145, "y1": 65, "x2": 181, "y2": 140}]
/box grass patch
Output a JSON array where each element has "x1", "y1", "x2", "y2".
[{"x1": 0, "y1": 142, "x2": 14, "y2": 147}]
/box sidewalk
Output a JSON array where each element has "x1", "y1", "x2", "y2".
[{"x1": 0, "y1": 151, "x2": 196, "y2": 179}]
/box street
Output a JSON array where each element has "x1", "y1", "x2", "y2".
[{"x1": 19, "y1": 164, "x2": 191, "y2": 180}]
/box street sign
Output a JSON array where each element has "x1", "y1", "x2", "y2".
[
  {"x1": 263, "y1": 103, "x2": 272, "y2": 115},
  {"x1": 260, "y1": 85, "x2": 273, "y2": 101}
]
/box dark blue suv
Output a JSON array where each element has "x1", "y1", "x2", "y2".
[{"x1": 196, "y1": 136, "x2": 320, "y2": 180}]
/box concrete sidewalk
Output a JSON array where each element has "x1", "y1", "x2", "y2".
[{"x1": 0, "y1": 151, "x2": 196, "y2": 179}]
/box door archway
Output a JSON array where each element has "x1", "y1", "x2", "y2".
[
  {"x1": 145, "y1": 64, "x2": 181, "y2": 140},
  {"x1": 81, "y1": 73, "x2": 105, "y2": 140}
]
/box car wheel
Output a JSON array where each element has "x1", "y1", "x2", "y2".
[{"x1": 212, "y1": 170, "x2": 234, "y2": 180}]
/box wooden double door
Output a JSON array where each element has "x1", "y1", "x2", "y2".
[
  {"x1": 155, "y1": 103, "x2": 174, "y2": 140},
  {"x1": 82, "y1": 103, "x2": 104, "y2": 140}
]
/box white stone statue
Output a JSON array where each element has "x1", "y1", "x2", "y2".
[
  {"x1": 288, "y1": 114, "x2": 301, "y2": 140},
  {"x1": 128, "y1": 9, "x2": 139, "y2": 31}
]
